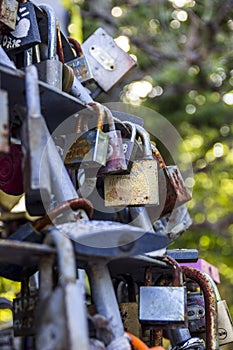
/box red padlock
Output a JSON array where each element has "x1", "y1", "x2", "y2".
[{"x1": 0, "y1": 144, "x2": 23, "y2": 195}]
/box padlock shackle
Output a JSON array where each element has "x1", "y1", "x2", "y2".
[
  {"x1": 88, "y1": 102, "x2": 105, "y2": 131},
  {"x1": 39, "y1": 5, "x2": 57, "y2": 60},
  {"x1": 151, "y1": 144, "x2": 166, "y2": 168},
  {"x1": 122, "y1": 121, "x2": 137, "y2": 142},
  {"x1": 34, "y1": 198, "x2": 94, "y2": 230},
  {"x1": 67, "y1": 36, "x2": 83, "y2": 57},
  {"x1": 135, "y1": 124, "x2": 153, "y2": 159},
  {"x1": 104, "y1": 106, "x2": 116, "y2": 132}
]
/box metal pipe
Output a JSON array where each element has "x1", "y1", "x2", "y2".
[
  {"x1": 182, "y1": 266, "x2": 219, "y2": 350},
  {"x1": 87, "y1": 262, "x2": 125, "y2": 339}
]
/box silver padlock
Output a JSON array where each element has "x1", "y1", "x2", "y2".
[
  {"x1": 82, "y1": 27, "x2": 136, "y2": 92},
  {"x1": 139, "y1": 285, "x2": 187, "y2": 326},
  {"x1": 35, "y1": 4, "x2": 63, "y2": 89},
  {"x1": 36, "y1": 230, "x2": 89, "y2": 350},
  {"x1": 66, "y1": 36, "x2": 93, "y2": 83},
  {"x1": 139, "y1": 259, "x2": 187, "y2": 326}
]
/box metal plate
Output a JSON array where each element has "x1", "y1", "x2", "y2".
[
  {"x1": 0, "y1": 239, "x2": 55, "y2": 266},
  {"x1": 0, "y1": 64, "x2": 85, "y2": 132},
  {"x1": 54, "y1": 220, "x2": 168, "y2": 258}
]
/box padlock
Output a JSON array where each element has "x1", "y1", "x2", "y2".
[
  {"x1": 153, "y1": 204, "x2": 192, "y2": 243},
  {"x1": 139, "y1": 258, "x2": 187, "y2": 327},
  {"x1": 97, "y1": 107, "x2": 127, "y2": 176},
  {"x1": 202, "y1": 272, "x2": 233, "y2": 346},
  {"x1": 146, "y1": 146, "x2": 191, "y2": 221},
  {"x1": 104, "y1": 125, "x2": 159, "y2": 207},
  {"x1": 66, "y1": 36, "x2": 93, "y2": 83},
  {"x1": 0, "y1": 89, "x2": 10, "y2": 154},
  {"x1": 34, "y1": 4, "x2": 63, "y2": 90},
  {"x1": 120, "y1": 121, "x2": 138, "y2": 173},
  {"x1": 1, "y1": 0, "x2": 41, "y2": 52},
  {"x1": 65, "y1": 103, "x2": 109, "y2": 170},
  {"x1": 13, "y1": 275, "x2": 38, "y2": 337},
  {"x1": 36, "y1": 230, "x2": 89, "y2": 350},
  {"x1": 0, "y1": 0, "x2": 18, "y2": 33},
  {"x1": 82, "y1": 27, "x2": 136, "y2": 92},
  {"x1": 187, "y1": 292, "x2": 206, "y2": 334},
  {"x1": 120, "y1": 303, "x2": 141, "y2": 338}
]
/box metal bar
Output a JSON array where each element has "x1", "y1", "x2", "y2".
[
  {"x1": 182, "y1": 266, "x2": 219, "y2": 350},
  {"x1": 87, "y1": 262, "x2": 125, "y2": 339}
]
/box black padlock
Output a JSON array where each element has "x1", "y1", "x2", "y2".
[{"x1": 1, "y1": 0, "x2": 41, "y2": 53}]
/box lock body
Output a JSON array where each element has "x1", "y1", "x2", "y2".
[
  {"x1": 1, "y1": 1, "x2": 41, "y2": 52},
  {"x1": 0, "y1": 0, "x2": 18, "y2": 33},
  {"x1": 82, "y1": 27, "x2": 136, "y2": 92},
  {"x1": 217, "y1": 299, "x2": 233, "y2": 346},
  {"x1": 65, "y1": 129, "x2": 108, "y2": 169},
  {"x1": 66, "y1": 37, "x2": 93, "y2": 83},
  {"x1": 162, "y1": 165, "x2": 191, "y2": 216},
  {"x1": 13, "y1": 291, "x2": 38, "y2": 336},
  {"x1": 104, "y1": 124, "x2": 159, "y2": 207},
  {"x1": 187, "y1": 292, "x2": 206, "y2": 334},
  {"x1": 104, "y1": 159, "x2": 158, "y2": 206},
  {"x1": 139, "y1": 286, "x2": 187, "y2": 326}
]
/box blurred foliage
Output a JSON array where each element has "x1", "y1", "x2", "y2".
[{"x1": 66, "y1": 0, "x2": 233, "y2": 324}]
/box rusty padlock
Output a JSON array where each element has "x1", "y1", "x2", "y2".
[{"x1": 104, "y1": 125, "x2": 159, "y2": 207}]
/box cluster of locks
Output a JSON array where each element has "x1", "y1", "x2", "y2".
[{"x1": 0, "y1": 1, "x2": 233, "y2": 349}]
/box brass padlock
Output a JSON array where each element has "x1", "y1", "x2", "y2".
[
  {"x1": 104, "y1": 125, "x2": 159, "y2": 207},
  {"x1": 65, "y1": 103, "x2": 109, "y2": 170}
]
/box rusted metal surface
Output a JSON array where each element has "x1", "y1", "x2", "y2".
[
  {"x1": 161, "y1": 166, "x2": 191, "y2": 216},
  {"x1": 164, "y1": 255, "x2": 183, "y2": 287},
  {"x1": 182, "y1": 266, "x2": 219, "y2": 350},
  {"x1": 34, "y1": 198, "x2": 94, "y2": 230}
]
